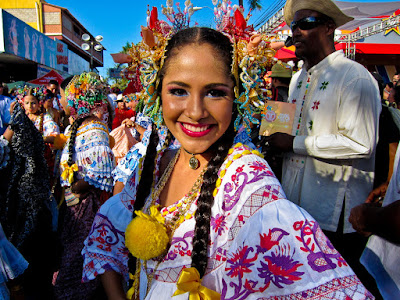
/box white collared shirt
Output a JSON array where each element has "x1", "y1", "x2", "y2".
[{"x1": 282, "y1": 50, "x2": 381, "y2": 233}]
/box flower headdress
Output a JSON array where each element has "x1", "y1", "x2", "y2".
[
  {"x1": 65, "y1": 72, "x2": 108, "y2": 118},
  {"x1": 15, "y1": 85, "x2": 49, "y2": 105},
  {"x1": 128, "y1": 0, "x2": 276, "y2": 132},
  {"x1": 212, "y1": 0, "x2": 276, "y2": 131},
  {"x1": 126, "y1": 1, "x2": 195, "y2": 127}
]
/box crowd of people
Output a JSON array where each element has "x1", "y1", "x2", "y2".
[{"x1": 0, "y1": 0, "x2": 399, "y2": 299}]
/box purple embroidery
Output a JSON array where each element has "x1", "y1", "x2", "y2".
[
  {"x1": 223, "y1": 161, "x2": 274, "y2": 211},
  {"x1": 87, "y1": 213, "x2": 124, "y2": 248},
  {"x1": 166, "y1": 230, "x2": 194, "y2": 261},
  {"x1": 258, "y1": 249, "x2": 304, "y2": 288},
  {"x1": 211, "y1": 213, "x2": 228, "y2": 236},
  {"x1": 293, "y1": 220, "x2": 347, "y2": 272}
]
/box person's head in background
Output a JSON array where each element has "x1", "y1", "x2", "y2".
[
  {"x1": 388, "y1": 84, "x2": 400, "y2": 108},
  {"x1": 392, "y1": 72, "x2": 400, "y2": 84},
  {"x1": 124, "y1": 94, "x2": 140, "y2": 111},
  {"x1": 47, "y1": 79, "x2": 60, "y2": 95},
  {"x1": 43, "y1": 89, "x2": 55, "y2": 110},
  {"x1": 115, "y1": 94, "x2": 127, "y2": 110},
  {"x1": 383, "y1": 82, "x2": 393, "y2": 100},
  {"x1": 371, "y1": 72, "x2": 385, "y2": 101},
  {"x1": 270, "y1": 61, "x2": 292, "y2": 88},
  {"x1": 111, "y1": 87, "x2": 120, "y2": 95}
]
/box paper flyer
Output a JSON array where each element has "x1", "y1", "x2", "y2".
[{"x1": 259, "y1": 101, "x2": 296, "y2": 136}]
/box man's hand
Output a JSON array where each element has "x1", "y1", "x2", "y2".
[
  {"x1": 258, "y1": 132, "x2": 295, "y2": 154},
  {"x1": 349, "y1": 203, "x2": 381, "y2": 237},
  {"x1": 366, "y1": 182, "x2": 388, "y2": 204}
]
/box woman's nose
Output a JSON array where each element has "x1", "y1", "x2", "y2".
[{"x1": 186, "y1": 95, "x2": 208, "y2": 121}]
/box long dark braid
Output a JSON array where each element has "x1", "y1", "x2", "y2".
[
  {"x1": 133, "y1": 123, "x2": 160, "y2": 213},
  {"x1": 191, "y1": 118, "x2": 236, "y2": 277},
  {"x1": 128, "y1": 124, "x2": 172, "y2": 275},
  {"x1": 67, "y1": 116, "x2": 91, "y2": 168}
]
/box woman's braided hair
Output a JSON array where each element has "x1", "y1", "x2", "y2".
[
  {"x1": 129, "y1": 27, "x2": 236, "y2": 278},
  {"x1": 67, "y1": 116, "x2": 91, "y2": 168}
]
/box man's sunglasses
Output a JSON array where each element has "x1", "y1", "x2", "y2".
[{"x1": 290, "y1": 16, "x2": 328, "y2": 31}]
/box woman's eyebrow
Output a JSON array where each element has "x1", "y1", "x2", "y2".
[
  {"x1": 165, "y1": 81, "x2": 231, "y2": 89},
  {"x1": 165, "y1": 81, "x2": 189, "y2": 87}
]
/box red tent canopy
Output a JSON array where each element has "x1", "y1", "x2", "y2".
[
  {"x1": 274, "y1": 47, "x2": 296, "y2": 61},
  {"x1": 28, "y1": 70, "x2": 64, "y2": 85}
]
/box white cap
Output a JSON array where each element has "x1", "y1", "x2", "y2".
[{"x1": 116, "y1": 94, "x2": 124, "y2": 102}]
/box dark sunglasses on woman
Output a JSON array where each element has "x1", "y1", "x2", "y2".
[{"x1": 290, "y1": 16, "x2": 328, "y2": 31}]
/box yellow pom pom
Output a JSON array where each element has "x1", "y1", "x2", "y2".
[
  {"x1": 53, "y1": 134, "x2": 68, "y2": 150},
  {"x1": 125, "y1": 214, "x2": 169, "y2": 260},
  {"x1": 242, "y1": 150, "x2": 251, "y2": 155}
]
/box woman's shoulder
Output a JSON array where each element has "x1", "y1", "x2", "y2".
[
  {"x1": 223, "y1": 143, "x2": 266, "y2": 170},
  {"x1": 213, "y1": 142, "x2": 282, "y2": 210},
  {"x1": 79, "y1": 117, "x2": 108, "y2": 131}
]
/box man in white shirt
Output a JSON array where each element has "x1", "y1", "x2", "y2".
[{"x1": 260, "y1": 0, "x2": 381, "y2": 295}]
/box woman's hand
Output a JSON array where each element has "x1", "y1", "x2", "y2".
[{"x1": 122, "y1": 119, "x2": 134, "y2": 127}]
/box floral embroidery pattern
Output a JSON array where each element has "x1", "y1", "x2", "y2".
[
  {"x1": 223, "y1": 159, "x2": 274, "y2": 211},
  {"x1": 297, "y1": 81, "x2": 303, "y2": 89},
  {"x1": 223, "y1": 227, "x2": 304, "y2": 299},
  {"x1": 308, "y1": 120, "x2": 313, "y2": 131},
  {"x1": 211, "y1": 213, "x2": 228, "y2": 236},
  {"x1": 293, "y1": 220, "x2": 347, "y2": 272},
  {"x1": 320, "y1": 81, "x2": 329, "y2": 90},
  {"x1": 291, "y1": 98, "x2": 297, "y2": 104},
  {"x1": 312, "y1": 101, "x2": 320, "y2": 110}
]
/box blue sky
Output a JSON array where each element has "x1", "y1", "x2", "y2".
[{"x1": 48, "y1": 0, "x2": 397, "y2": 79}]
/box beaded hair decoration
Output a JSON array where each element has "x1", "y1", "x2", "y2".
[
  {"x1": 128, "y1": 0, "x2": 275, "y2": 132},
  {"x1": 65, "y1": 72, "x2": 108, "y2": 118}
]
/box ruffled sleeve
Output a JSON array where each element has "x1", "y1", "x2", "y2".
[
  {"x1": 42, "y1": 113, "x2": 60, "y2": 136},
  {"x1": 81, "y1": 194, "x2": 132, "y2": 283},
  {"x1": 82, "y1": 150, "x2": 141, "y2": 283},
  {"x1": 60, "y1": 121, "x2": 115, "y2": 192},
  {"x1": 203, "y1": 145, "x2": 373, "y2": 299}
]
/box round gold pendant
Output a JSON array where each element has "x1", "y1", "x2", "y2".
[{"x1": 189, "y1": 156, "x2": 199, "y2": 170}]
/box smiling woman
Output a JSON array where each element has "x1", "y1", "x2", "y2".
[{"x1": 79, "y1": 24, "x2": 375, "y2": 299}]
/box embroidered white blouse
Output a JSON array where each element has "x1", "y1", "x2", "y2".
[
  {"x1": 282, "y1": 50, "x2": 381, "y2": 233},
  {"x1": 82, "y1": 143, "x2": 372, "y2": 299}
]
